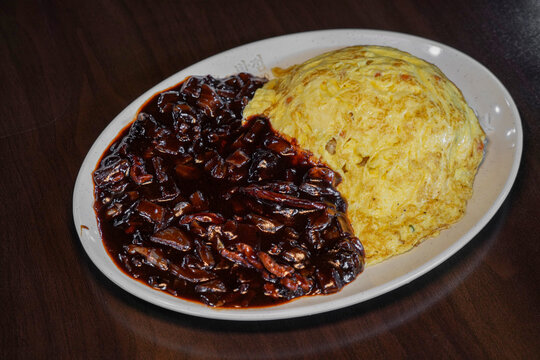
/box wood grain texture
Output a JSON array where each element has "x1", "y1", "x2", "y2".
[{"x1": 1, "y1": 0, "x2": 538, "y2": 358}]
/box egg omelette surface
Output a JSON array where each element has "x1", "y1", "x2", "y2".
[{"x1": 243, "y1": 46, "x2": 485, "y2": 264}]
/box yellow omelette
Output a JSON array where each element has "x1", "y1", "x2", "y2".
[{"x1": 244, "y1": 46, "x2": 485, "y2": 264}]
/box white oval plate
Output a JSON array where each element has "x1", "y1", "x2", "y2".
[{"x1": 73, "y1": 29, "x2": 522, "y2": 321}]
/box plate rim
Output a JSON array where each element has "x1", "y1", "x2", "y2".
[{"x1": 73, "y1": 28, "x2": 523, "y2": 321}]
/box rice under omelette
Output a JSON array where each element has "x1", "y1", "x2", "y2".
[{"x1": 243, "y1": 46, "x2": 485, "y2": 265}]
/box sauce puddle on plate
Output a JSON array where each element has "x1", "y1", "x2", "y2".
[{"x1": 92, "y1": 73, "x2": 364, "y2": 308}]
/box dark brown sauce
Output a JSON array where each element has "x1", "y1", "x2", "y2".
[
  {"x1": 93, "y1": 73, "x2": 364, "y2": 308},
  {"x1": 80, "y1": 225, "x2": 89, "y2": 237}
]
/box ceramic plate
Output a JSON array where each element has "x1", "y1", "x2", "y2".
[{"x1": 73, "y1": 29, "x2": 522, "y2": 321}]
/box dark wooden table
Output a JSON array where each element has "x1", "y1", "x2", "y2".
[{"x1": 2, "y1": 1, "x2": 538, "y2": 358}]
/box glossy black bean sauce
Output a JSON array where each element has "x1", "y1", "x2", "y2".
[{"x1": 93, "y1": 73, "x2": 365, "y2": 308}]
